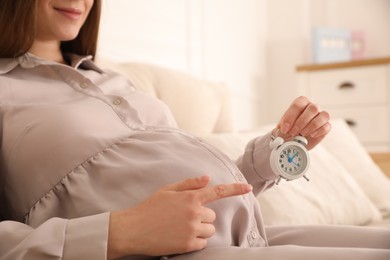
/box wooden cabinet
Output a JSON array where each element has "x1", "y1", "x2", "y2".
[
  {"x1": 297, "y1": 57, "x2": 390, "y2": 152},
  {"x1": 370, "y1": 153, "x2": 390, "y2": 178}
]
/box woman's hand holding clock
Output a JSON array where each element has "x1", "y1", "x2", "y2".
[
  {"x1": 274, "y1": 96, "x2": 332, "y2": 150},
  {"x1": 269, "y1": 96, "x2": 331, "y2": 183}
]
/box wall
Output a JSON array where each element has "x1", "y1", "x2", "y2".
[
  {"x1": 99, "y1": 0, "x2": 189, "y2": 69},
  {"x1": 265, "y1": 0, "x2": 311, "y2": 122},
  {"x1": 266, "y1": 0, "x2": 390, "y2": 123},
  {"x1": 98, "y1": 0, "x2": 268, "y2": 131},
  {"x1": 311, "y1": 0, "x2": 390, "y2": 58},
  {"x1": 98, "y1": 0, "x2": 390, "y2": 128}
]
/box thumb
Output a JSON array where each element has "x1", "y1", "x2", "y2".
[{"x1": 161, "y1": 175, "x2": 211, "y2": 192}]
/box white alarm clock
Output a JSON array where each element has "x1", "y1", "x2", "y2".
[{"x1": 269, "y1": 135, "x2": 310, "y2": 184}]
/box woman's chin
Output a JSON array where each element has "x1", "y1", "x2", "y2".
[{"x1": 58, "y1": 29, "x2": 83, "y2": 42}]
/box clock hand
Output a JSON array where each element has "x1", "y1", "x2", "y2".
[
  {"x1": 287, "y1": 152, "x2": 298, "y2": 163},
  {"x1": 291, "y1": 152, "x2": 299, "y2": 160},
  {"x1": 288, "y1": 152, "x2": 300, "y2": 166}
]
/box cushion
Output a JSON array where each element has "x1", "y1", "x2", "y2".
[
  {"x1": 98, "y1": 61, "x2": 234, "y2": 135},
  {"x1": 258, "y1": 145, "x2": 382, "y2": 226},
  {"x1": 199, "y1": 129, "x2": 383, "y2": 226},
  {"x1": 321, "y1": 119, "x2": 390, "y2": 217}
]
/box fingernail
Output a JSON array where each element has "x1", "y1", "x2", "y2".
[
  {"x1": 300, "y1": 128, "x2": 309, "y2": 136},
  {"x1": 243, "y1": 184, "x2": 253, "y2": 193},
  {"x1": 198, "y1": 175, "x2": 210, "y2": 183},
  {"x1": 310, "y1": 131, "x2": 319, "y2": 138},
  {"x1": 281, "y1": 123, "x2": 290, "y2": 134},
  {"x1": 289, "y1": 126, "x2": 299, "y2": 136}
]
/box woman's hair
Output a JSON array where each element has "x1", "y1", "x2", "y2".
[{"x1": 0, "y1": 0, "x2": 102, "y2": 59}]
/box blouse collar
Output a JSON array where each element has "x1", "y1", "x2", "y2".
[{"x1": 0, "y1": 52, "x2": 104, "y2": 75}]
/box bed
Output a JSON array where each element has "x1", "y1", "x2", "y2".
[{"x1": 98, "y1": 60, "x2": 390, "y2": 230}]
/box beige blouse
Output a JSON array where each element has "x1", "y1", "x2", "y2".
[{"x1": 0, "y1": 53, "x2": 277, "y2": 260}]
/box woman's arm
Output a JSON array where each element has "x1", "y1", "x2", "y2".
[
  {"x1": 235, "y1": 132, "x2": 277, "y2": 196},
  {"x1": 0, "y1": 176, "x2": 251, "y2": 260},
  {"x1": 0, "y1": 213, "x2": 109, "y2": 260},
  {"x1": 236, "y1": 96, "x2": 331, "y2": 196}
]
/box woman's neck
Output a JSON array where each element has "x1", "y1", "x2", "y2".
[{"x1": 29, "y1": 40, "x2": 66, "y2": 64}]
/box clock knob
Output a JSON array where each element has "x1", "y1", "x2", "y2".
[
  {"x1": 269, "y1": 136, "x2": 284, "y2": 149},
  {"x1": 294, "y1": 136, "x2": 308, "y2": 146}
]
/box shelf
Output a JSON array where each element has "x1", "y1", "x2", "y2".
[
  {"x1": 370, "y1": 153, "x2": 390, "y2": 178},
  {"x1": 296, "y1": 57, "x2": 390, "y2": 72}
]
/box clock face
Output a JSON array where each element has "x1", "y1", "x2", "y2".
[{"x1": 277, "y1": 144, "x2": 308, "y2": 176}]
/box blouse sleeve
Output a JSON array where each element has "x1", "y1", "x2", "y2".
[
  {"x1": 0, "y1": 213, "x2": 110, "y2": 260},
  {"x1": 235, "y1": 132, "x2": 278, "y2": 197}
]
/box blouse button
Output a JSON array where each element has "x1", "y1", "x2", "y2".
[
  {"x1": 80, "y1": 82, "x2": 89, "y2": 89},
  {"x1": 113, "y1": 98, "x2": 122, "y2": 105},
  {"x1": 251, "y1": 230, "x2": 257, "y2": 239}
]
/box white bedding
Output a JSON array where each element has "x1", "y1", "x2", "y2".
[{"x1": 199, "y1": 119, "x2": 390, "y2": 227}]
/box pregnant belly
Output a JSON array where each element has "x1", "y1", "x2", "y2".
[
  {"x1": 26, "y1": 128, "x2": 254, "y2": 248},
  {"x1": 79, "y1": 128, "x2": 249, "y2": 208}
]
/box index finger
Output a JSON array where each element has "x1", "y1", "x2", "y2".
[{"x1": 199, "y1": 183, "x2": 253, "y2": 205}]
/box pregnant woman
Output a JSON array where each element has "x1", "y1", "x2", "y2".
[{"x1": 0, "y1": 1, "x2": 389, "y2": 259}]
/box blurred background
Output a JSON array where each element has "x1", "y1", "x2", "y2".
[{"x1": 97, "y1": 0, "x2": 390, "y2": 151}]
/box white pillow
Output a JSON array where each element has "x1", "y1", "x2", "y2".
[
  {"x1": 199, "y1": 131, "x2": 382, "y2": 226},
  {"x1": 99, "y1": 61, "x2": 234, "y2": 135},
  {"x1": 258, "y1": 145, "x2": 382, "y2": 226},
  {"x1": 321, "y1": 119, "x2": 390, "y2": 217}
]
